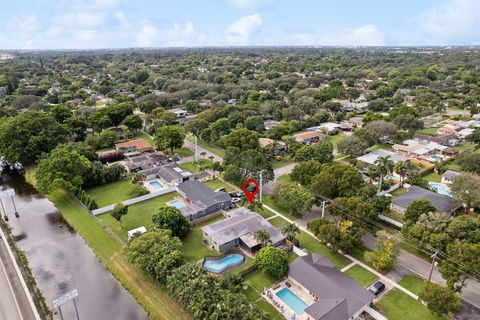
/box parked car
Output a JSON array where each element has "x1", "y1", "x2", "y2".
[
  {"x1": 369, "y1": 281, "x2": 385, "y2": 295},
  {"x1": 231, "y1": 197, "x2": 241, "y2": 203}
]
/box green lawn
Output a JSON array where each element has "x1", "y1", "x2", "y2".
[
  {"x1": 424, "y1": 172, "x2": 441, "y2": 183},
  {"x1": 177, "y1": 147, "x2": 194, "y2": 157},
  {"x1": 136, "y1": 131, "x2": 155, "y2": 145},
  {"x1": 296, "y1": 231, "x2": 351, "y2": 269},
  {"x1": 344, "y1": 265, "x2": 377, "y2": 288},
  {"x1": 86, "y1": 179, "x2": 135, "y2": 207},
  {"x1": 417, "y1": 128, "x2": 438, "y2": 136},
  {"x1": 382, "y1": 210, "x2": 404, "y2": 223},
  {"x1": 178, "y1": 159, "x2": 213, "y2": 173},
  {"x1": 186, "y1": 136, "x2": 225, "y2": 158},
  {"x1": 268, "y1": 216, "x2": 288, "y2": 227},
  {"x1": 326, "y1": 132, "x2": 345, "y2": 150},
  {"x1": 203, "y1": 179, "x2": 235, "y2": 192},
  {"x1": 255, "y1": 207, "x2": 276, "y2": 219},
  {"x1": 96, "y1": 192, "x2": 178, "y2": 241},
  {"x1": 182, "y1": 215, "x2": 224, "y2": 262},
  {"x1": 370, "y1": 143, "x2": 393, "y2": 151},
  {"x1": 348, "y1": 245, "x2": 389, "y2": 274},
  {"x1": 390, "y1": 187, "x2": 407, "y2": 197},
  {"x1": 272, "y1": 157, "x2": 295, "y2": 170},
  {"x1": 398, "y1": 275, "x2": 427, "y2": 296},
  {"x1": 262, "y1": 196, "x2": 300, "y2": 222},
  {"x1": 376, "y1": 288, "x2": 443, "y2": 320},
  {"x1": 276, "y1": 174, "x2": 292, "y2": 183},
  {"x1": 242, "y1": 269, "x2": 283, "y2": 319}
]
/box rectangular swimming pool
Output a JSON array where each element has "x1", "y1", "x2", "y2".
[
  {"x1": 149, "y1": 181, "x2": 165, "y2": 189},
  {"x1": 276, "y1": 287, "x2": 309, "y2": 315},
  {"x1": 168, "y1": 199, "x2": 184, "y2": 209}
]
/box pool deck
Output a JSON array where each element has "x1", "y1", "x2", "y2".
[
  {"x1": 263, "y1": 280, "x2": 314, "y2": 320},
  {"x1": 143, "y1": 178, "x2": 169, "y2": 192}
]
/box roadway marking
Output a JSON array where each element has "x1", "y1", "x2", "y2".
[{"x1": 0, "y1": 244, "x2": 24, "y2": 320}]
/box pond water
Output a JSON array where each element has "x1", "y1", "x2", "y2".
[{"x1": 0, "y1": 173, "x2": 147, "y2": 320}]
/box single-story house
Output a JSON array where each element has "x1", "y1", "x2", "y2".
[
  {"x1": 259, "y1": 138, "x2": 287, "y2": 154},
  {"x1": 317, "y1": 122, "x2": 341, "y2": 134},
  {"x1": 348, "y1": 116, "x2": 364, "y2": 127},
  {"x1": 357, "y1": 149, "x2": 408, "y2": 166},
  {"x1": 264, "y1": 120, "x2": 279, "y2": 130},
  {"x1": 441, "y1": 170, "x2": 461, "y2": 185},
  {"x1": 340, "y1": 101, "x2": 369, "y2": 113},
  {"x1": 338, "y1": 122, "x2": 355, "y2": 131},
  {"x1": 413, "y1": 133, "x2": 459, "y2": 147},
  {"x1": 457, "y1": 128, "x2": 475, "y2": 139},
  {"x1": 294, "y1": 131, "x2": 327, "y2": 145},
  {"x1": 391, "y1": 185, "x2": 459, "y2": 214},
  {"x1": 124, "y1": 152, "x2": 170, "y2": 174},
  {"x1": 177, "y1": 180, "x2": 232, "y2": 221},
  {"x1": 287, "y1": 254, "x2": 375, "y2": 320},
  {"x1": 115, "y1": 139, "x2": 152, "y2": 153},
  {"x1": 201, "y1": 207, "x2": 284, "y2": 253},
  {"x1": 437, "y1": 125, "x2": 462, "y2": 136},
  {"x1": 170, "y1": 108, "x2": 187, "y2": 118},
  {"x1": 153, "y1": 162, "x2": 194, "y2": 185},
  {"x1": 441, "y1": 147, "x2": 460, "y2": 157},
  {"x1": 392, "y1": 139, "x2": 447, "y2": 158}
]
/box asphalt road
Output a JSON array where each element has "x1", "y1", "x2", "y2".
[{"x1": 0, "y1": 228, "x2": 38, "y2": 320}]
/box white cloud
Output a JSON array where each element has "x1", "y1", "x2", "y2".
[
  {"x1": 136, "y1": 23, "x2": 158, "y2": 47},
  {"x1": 226, "y1": 14, "x2": 262, "y2": 45},
  {"x1": 60, "y1": 12, "x2": 106, "y2": 28},
  {"x1": 290, "y1": 24, "x2": 384, "y2": 46},
  {"x1": 113, "y1": 11, "x2": 129, "y2": 28},
  {"x1": 417, "y1": 0, "x2": 480, "y2": 40},
  {"x1": 136, "y1": 21, "x2": 203, "y2": 47},
  {"x1": 226, "y1": 0, "x2": 268, "y2": 8},
  {"x1": 7, "y1": 14, "x2": 39, "y2": 33}
]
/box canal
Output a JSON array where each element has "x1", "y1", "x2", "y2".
[{"x1": 0, "y1": 172, "x2": 147, "y2": 320}]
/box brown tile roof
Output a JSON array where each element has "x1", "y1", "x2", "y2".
[
  {"x1": 294, "y1": 131, "x2": 327, "y2": 140},
  {"x1": 115, "y1": 138, "x2": 151, "y2": 150}
]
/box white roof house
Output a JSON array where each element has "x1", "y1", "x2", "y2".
[{"x1": 357, "y1": 149, "x2": 408, "y2": 166}]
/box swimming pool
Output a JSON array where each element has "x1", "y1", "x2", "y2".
[
  {"x1": 203, "y1": 253, "x2": 244, "y2": 273},
  {"x1": 276, "y1": 287, "x2": 309, "y2": 315},
  {"x1": 429, "y1": 182, "x2": 453, "y2": 197},
  {"x1": 149, "y1": 181, "x2": 165, "y2": 189},
  {"x1": 168, "y1": 199, "x2": 185, "y2": 209}
]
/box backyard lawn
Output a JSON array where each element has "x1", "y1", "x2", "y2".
[
  {"x1": 86, "y1": 179, "x2": 135, "y2": 207},
  {"x1": 182, "y1": 215, "x2": 225, "y2": 261},
  {"x1": 203, "y1": 179, "x2": 235, "y2": 192},
  {"x1": 268, "y1": 216, "x2": 288, "y2": 227},
  {"x1": 417, "y1": 127, "x2": 438, "y2": 136},
  {"x1": 326, "y1": 131, "x2": 345, "y2": 149},
  {"x1": 135, "y1": 131, "x2": 155, "y2": 145},
  {"x1": 376, "y1": 288, "x2": 443, "y2": 320},
  {"x1": 390, "y1": 187, "x2": 407, "y2": 197},
  {"x1": 344, "y1": 265, "x2": 377, "y2": 288},
  {"x1": 369, "y1": 143, "x2": 393, "y2": 151},
  {"x1": 424, "y1": 172, "x2": 441, "y2": 183},
  {"x1": 296, "y1": 231, "x2": 351, "y2": 269},
  {"x1": 178, "y1": 159, "x2": 213, "y2": 173},
  {"x1": 96, "y1": 191, "x2": 178, "y2": 241}
]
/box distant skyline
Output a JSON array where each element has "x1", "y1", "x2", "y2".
[{"x1": 1, "y1": 0, "x2": 479, "y2": 49}]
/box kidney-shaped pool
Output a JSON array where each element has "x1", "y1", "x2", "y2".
[{"x1": 203, "y1": 253, "x2": 245, "y2": 273}]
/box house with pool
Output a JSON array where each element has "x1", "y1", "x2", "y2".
[
  {"x1": 391, "y1": 185, "x2": 459, "y2": 214},
  {"x1": 267, "y1": 254, "x2": 375, "y2": 320},
  {"x1": 175, "y1": 180, "x2": 232, "y2": 222},
  {"x1": 201, "y1": 207, "x2": 285, "y2": 253}
]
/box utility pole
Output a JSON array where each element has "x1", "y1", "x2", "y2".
[
  {"x1": 428, "y1": 250, "x2": 439, "y2": 282},
  {"x1": 259, "y1": 170, "x2": 264, "y2": 203},
  {"x1": 321, "y1": 200, "x2": 326, "y2": 218},
  {"x1": 0, "y1": 199, "x2": 7, "y2": 221},
  {"x1": 11, "y1": 196, "x2": 18, "y2": 217},
  {"x1": 194, "y1": 136, "x2": 198, "y2": 162}
]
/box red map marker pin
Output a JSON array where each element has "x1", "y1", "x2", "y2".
[{"x1": 241, "y1": 179, "x2": 259, "y2": 204}]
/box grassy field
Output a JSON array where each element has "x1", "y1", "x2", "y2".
[
  {"x1": 376, "y1": 288, "x2": 443, "y2": 320},
  {"x1": 326, "y1": 131, "x2": 346, "y2": 150},
  {"x1": 136, "y1": 131, "x2": 155, "y2": 145},
  {"x1": 96, "y1": 192, "x2": 178, "y2": 241},
  {"x1": 344, "y1": 265, "x2": 377, "y2": 288},
  {"x1": 272, "y1": 157, "x2": 295, "y2": 169},
  {"x1": 178, "y1": 159, "x2": 213, "y2": 173},
  {"x1": 390, "y1": 187, "x2": 407, "y2": 197},
  {"x1": 268, "y1": 216, "x2": 288, "y2": 227},
  {"x1": 86, "y1": 179, "x2": 135, "y2": 207},
  {"x1": 276, "y1": 174, "x2": 292, "y2": 183},
  {"x1": 203, "y1": 179, "x2": 235, "y2": 192},
  {"x1": 424, "y1": 172, "x2": 441, "y2": 183},
  {"x1": 46, "y1": 190, "x2": 190, "y2": 320},
  {"x1": 177, "y1": 147, "x2": 194, "y2": 157},
  {"x1": 296, "y1": 231, "x2": 351, "y2": 269},
  {"x1": 398, "y1": 275, "x2": 427, "y2": 296},
  {"x1": 417, "y1": 128, "x2": 438, "y2": 136},
  {"x1": 182, "y1": 215, "x2": 224, "y2": 261},
  {"x1": 186, "y1": 136, "x2": 225, "y2": 158}
]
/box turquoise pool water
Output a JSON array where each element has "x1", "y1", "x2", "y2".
[
  {"x1": 203, "y1": 254, "x2": 244, "y2": 273},
  {"x1": 168, "y1": 200, "x2": 184, "y2": 209},
  {"x1": 149, "y1": 181, "x2": 165, "y2": 189},
  {"x1": 429, "y1": 182, "x2": 453, "y2": 197},
  {"x1": 276, "y1": 287, "x2": 309, "y2": 315}
]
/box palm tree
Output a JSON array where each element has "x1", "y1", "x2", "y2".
[
  {"x1": 394, "y1": 161, "x2": 408, "y2": 186},
  {"x1": 282, "y1": 223, "x2": 300, "y2": 242},
  {"x1": 248, "y1": 199, "x2": 263, "y2": 212},
  {"x1": 254, "y1": 229, "x2": 271, "y2": 247},
  {"x1": 374, "y1": 155, "x2": 395, "y2": 191},
  {"x1": 368, "y1": 166, "x2": 380, "y2": 184},
  {"x1": 434, "y1": 160, "x2": 445, "y2": 175}
]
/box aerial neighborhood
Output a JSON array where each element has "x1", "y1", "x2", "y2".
[{"x1": 1, "y1": 45, "x2": 480, "y2": 320}]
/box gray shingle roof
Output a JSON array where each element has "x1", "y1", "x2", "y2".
[
  {"x1": 177, "y1": 180, "x2": 231, "y2": 207},
  {"x1": 289, "y1": 254, "x2": 374, "y2": 320},
  {"x1": 201, "y1": 207, "x2": 284, "y2": 246},
  {"x1": 156, "y1": 163, "x2": 193, "y2": 183},
  {"x1": 392, "y1": 185, "x2": 458, "y2": 213},
  {"x1": 442, "y1": 170, "x2": 461, "y2": 181}
]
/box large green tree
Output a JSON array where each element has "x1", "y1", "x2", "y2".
[
  {"x1": 404, "y1": 199, "x2": 436, "y2": 224},
  {"x1": 35, "y1": 145, "x2": 92, "y2": 194},
  {"x1": 0, "y1": 111, "x2": 68, "y2": 162},
  {"x1": 311, "y1": 162, "x2": 364, "y2": 199},
  {"x1": 271, "y1": 182, "x2": 315, "y2": 217},
  {"x1": 290, "y1": 160, "x2": 323, "y2": 186},
  {"x1": 152, "y1": 207, "x2": 190, "y2": 238},
  {"x1": 419, "y1": 283, "x2": 461, "y2": 316},
  {"x1": 440, "y1": 241, "x2": 480, "y2": 292},
  {"x1": 327, "y1": 196, "x2": 377, "y2": 227},
  {"x1": 254, "y1": 247, "x2": 289, "y2": 279},
  {"x1": 155, "y1": 125, "x2": 185, "y2": 153},
  {"x1": 221, "y1": 128, "x2": 259, "y2": 151},
  {"x1": 450, "y1": 173, "x2": 480, "y2": 212}
]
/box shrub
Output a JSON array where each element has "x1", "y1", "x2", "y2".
[
  {"x1": 128, "y1": 184, "x2": 149, "y2": 197},
  {"x1": 254, "y1": 247, "x2": 288, "y2": 279}
]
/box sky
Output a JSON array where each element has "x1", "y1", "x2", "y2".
[{"x1": 0, "y1": 0, "x2": 480, "y2": 49}]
